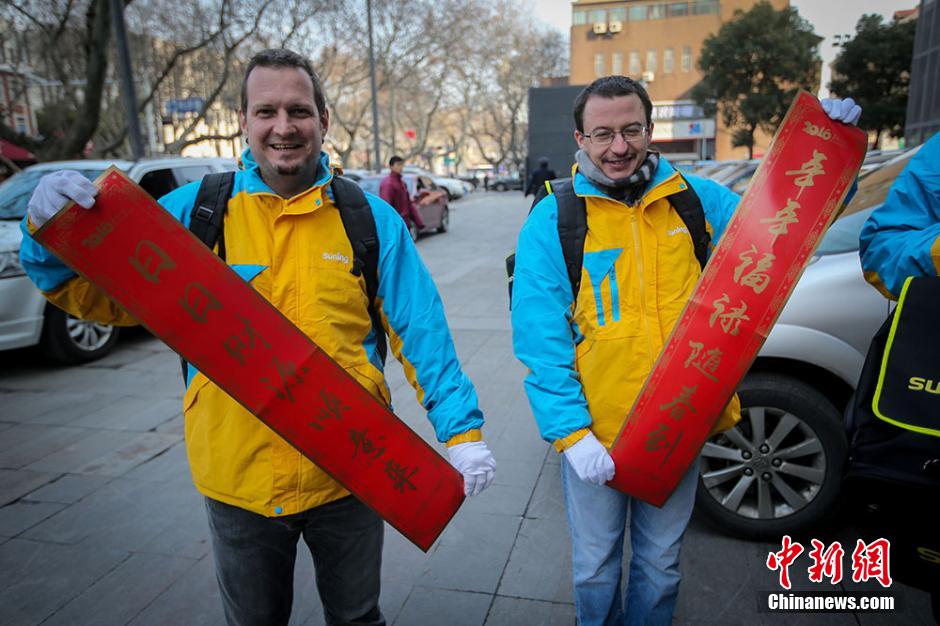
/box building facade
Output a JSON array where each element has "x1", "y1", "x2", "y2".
[
  {"x1": 906, "y1": 0, "x2": 939, "y2": 145},
  {"x1": 569, "y1": 0, "x2": 789, "y2": 160}
]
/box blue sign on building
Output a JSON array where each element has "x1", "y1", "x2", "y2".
[{"x1": 165, "y1": 97, "x2": 205, "y2": 116}]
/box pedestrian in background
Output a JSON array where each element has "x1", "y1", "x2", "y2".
[
  {"x1": 525, "y1": 156, "x2": 556, "y2": 197},
  {"x1": 380, "y1": 155, "x2": 426, "y2": 231}
]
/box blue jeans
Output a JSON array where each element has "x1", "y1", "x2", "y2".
[
  {"x1": 561, "y1": 457, "x2": 699, "y2": 626},
  {"x1": 205, "y1": 496, "x2": 385, "y2": 626}
]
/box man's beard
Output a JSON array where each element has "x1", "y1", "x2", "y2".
[{"x1": 275, "y1": 164, "x2": 301, "y2": 176}]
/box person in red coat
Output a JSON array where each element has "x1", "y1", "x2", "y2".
[{"x1": 379, "y1": 155, "x2": 425, "y2": 229}]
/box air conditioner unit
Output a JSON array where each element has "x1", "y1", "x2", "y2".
[
  {"x1": 593, "y1": 22, "x2": 608, "y2": 35},
  {"x1": 642, "y1": 70, "x2": 656, "y2": 83},
  {"x1": 609, "y1": 21, "x2": 623, "y2": 33}
]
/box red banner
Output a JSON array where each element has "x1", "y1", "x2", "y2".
[
  {"x1": 35, "y1": 170, "x2": 465, "y2": 551},
  {"x1": 608, "y1": 91, "x2": 867, "y2": 506}
]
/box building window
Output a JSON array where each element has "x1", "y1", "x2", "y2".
[
  {"x1": 691, "y1": 0, "x2": 720, "y2": 16},
  {"x1": 589, "y1": 9, "x2": 607, "y2": 23},
  {"x1": 629, "y1": 5, "x2": 647, "y2": 21},
  {"x1": 595, "y1": 53, "x2": 605, "y2": 78},
  {"x1": 664, "y1": 48, "x2": 675, "y2": 73},
  {"x1": 612, "y1": 52, "x2": 623, "y2": 75},
  {"x1": 646, "y1": 50, "x2": 657, "y2": 75},
  {"x1": 670, "y1": 2, "x2": 689, "y2": 17},
  {"x1": 573, "y1": 9, "x2": 587, "y2": 25},
  {"x1": 682, "y1": 46, "x2": 692, "y2": 72},
  {"x1": 609, "y1": 7, "x2": 627, "y2": 22},
  {"x1": 629, "y1": 50, "x2": 642, "y2": 75},
  {"x1": 650, "y1": 4, "x2": 667, "y2": 19}
]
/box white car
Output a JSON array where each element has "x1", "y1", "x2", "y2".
[
  {"x1": 402, "y1": 166, "x2": 466, "y2": 201},
  {"x1": 0, "y1": 157, "x2": 236, "y2": 363}
]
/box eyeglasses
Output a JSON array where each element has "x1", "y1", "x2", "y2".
[{"x1": 582, "y1": 126, "x2": 649, "y2": 146}]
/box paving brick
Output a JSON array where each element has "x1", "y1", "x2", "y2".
[
  {"x1": 393, "y1": 587, "x2": 491, "y2": 626},
  {"x1": 0, "y1": 468, "x2": 58, "y2": 506},
  {"x1": 0, "y1": 390, "x2": 97, "y2": 424},
  {"x1": 484, "y1": 596, "x2": 575, "y2": 626},
  {"x1": 42, "y1": 552, "x2": 198, "y2": 626},
  {"x1": 418, "y1": 512, "x2": 521, "y2": 594},
  {"x1": 127, "y1": 556, "x2": 225, "y2": 626},
  {"x1": 68, "y1": 396, "x2": 182, "y2": 431},
  {"x1": 0, "y1": 500, "x2": 67, "y2": 536},
  {"x1": 26, "y1": 473, "x2": 113, "y2": 504},
  {"x1": 497, "y1": 517, "x2": 572, "y2": 603},
  {"x1": 521, "y1": 459, "x2": 566, "y2": 522},
  {"x1": 122, "y1": 441, "x2": 191, "y2": 483},
  {"x1": 0, "y1": 538, "x2": 130, "y2": 625},
  {"x1": 0, "y1": 424, "x2": 91, "y2": 468}
]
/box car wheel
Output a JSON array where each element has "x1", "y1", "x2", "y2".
[
  {"x1": 408, "y1": 221, "x2": 419, "y2": 242},
  {"x1": 695, "y1": 373, "x2": 847, "y2": 540},
  {"x1": 40, "y1": 305, "x2": 120, "y2": 364},
  {"x1": 437, "y1": 208, "x2": 449, "y2": 233},
  {"x1": 494, "y1": 183, "x2": 506, "y2": 191}
]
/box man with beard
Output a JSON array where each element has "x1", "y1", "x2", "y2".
[
  {"x1": 511, "y1": 75, "x2": 860, "y2": 626},
  {"x1": 20, "y1": 48, "x2": 496, "y2": 626}
]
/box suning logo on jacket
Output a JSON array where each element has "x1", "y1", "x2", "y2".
[
  {"x1": 667, "y1": 226, "x2": 689, "y2": 237},
  {"x1": 322, "y1": 252, "x2": 350, "y2": 264}
]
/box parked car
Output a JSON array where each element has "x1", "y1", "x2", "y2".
[
  {"x1": 401, "y1": 166, "x2": 466, "y2": 201},
  {"x1": 694, "y1": 146, "x2": 920, "y2": 540},
  {"x1": 0, "y1": 157, "x2": 237, "y2": 363},
  {"x1": 356, "y1": 173, "x2": 449, "y2": 241},
  {"x1": 490, "y1": 174, "x2": 523, "y2": 191}
]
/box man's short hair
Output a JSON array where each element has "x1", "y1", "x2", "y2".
[
  {"x1": 240, "y1": 49, "x2": 327, "y2": 116},
  {"x1": 573, "y1": 76, "x2": 653, "y2": 132},
  {"x1": 389, "y1": 156, "x2": 404, "y2": 167}
]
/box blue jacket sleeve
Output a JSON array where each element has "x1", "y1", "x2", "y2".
[
  {"x1": 510, "y1": 195, "x2": 593, "y2": 444},
  {"x1": 859, "y1": 134, "x2": 940, "y2": 299},
  {"x1": 368, "y1": 193, "x2": 485, "y2": 442},
  {"x1": 683, "y1": 173, "x2": 741, "y2": 246}
]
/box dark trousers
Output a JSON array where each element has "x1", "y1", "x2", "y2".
[{"x1": 205, "y1": 496, "x2": 385, "y2": 626}]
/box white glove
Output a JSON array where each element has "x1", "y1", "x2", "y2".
[
  {"x1": 564, "y1": 431, "x2": 615, "y2": 485},
  {"x1": 447, "y1": 441, "x2": 496, "y2": 497},
  {"x1": 27, "y1": 170, "x2": 98, "y2": 228},
  {"x1": 820, "y1": 97, "x2": 862, "y2": 126}
]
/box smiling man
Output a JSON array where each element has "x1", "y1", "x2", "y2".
[
  {"x1": 511, "y1": 75, "x2": 861, "y2": 626},
  {"x1": 19, "y1": 49, "x2": 496, "y2": 626}
]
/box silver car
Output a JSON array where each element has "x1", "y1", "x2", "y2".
[
  {"x1": 695, "y1": 149, "x2": 917, "y2": 539},
  {"x1": 0, "y1": 157, "x2": 236, "y2": 363}
]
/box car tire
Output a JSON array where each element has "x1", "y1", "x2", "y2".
[
  {"x1": 494, "y1": 183, "x2": 506, "y2": 191},
  {"x1": 695, "y1": 373, "x2": 847, "y2": 540},
  {"x1": 40, "y1": 305, "x2": 120, "y2": 364},
  {"x1": 408, "y1": 221, "x2": 419, "y2": 242},
  {"x1": 437, "y1": 208, "x2": 449, "y2": 233}
]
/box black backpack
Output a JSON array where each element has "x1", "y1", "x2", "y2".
[
  {"x1": 181, "y1": 172, "x2": 386, "y2": 380},
  {"x1": 505, "y1": 175, "x2": 710, "y2": 307}
]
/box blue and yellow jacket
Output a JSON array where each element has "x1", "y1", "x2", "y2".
[
  {"x1": 511, "y1": 158, "x2": 742, "y2": 451},
  {"x1": 19, "y1": 151, "x2": 484, "y2": 516},
  {"x1": 860, "y1": 132, "x2": 940, "y2": 299}
]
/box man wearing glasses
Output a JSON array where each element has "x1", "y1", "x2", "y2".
[{"x1": 510, "y1": 75, "x2": 861, "y2": 625}]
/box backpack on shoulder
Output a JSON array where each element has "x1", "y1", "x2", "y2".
[
  {"x1": 505, "y1": 175, "x2": 710, "y2": 308},
  {"x1": 180, "y1": 172, "x2": 386, "y2": 380}
]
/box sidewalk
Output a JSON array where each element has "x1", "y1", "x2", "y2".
[{"x1": 1, "y1": 192, "x2": 934, "y2": 625}]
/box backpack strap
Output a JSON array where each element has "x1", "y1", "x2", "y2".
[
  {"x1": 189, "y1": 171, "x2": 235, "y2": 260},
  {"x1": 668, "y1": 174, "x2": 710, "y2": 271},
  {"x1": 331, "y1": 175, "x2": 387, "y2": 364},
  {"x1": 549, "y1": 178, "x2": 588, "y2": 300}
]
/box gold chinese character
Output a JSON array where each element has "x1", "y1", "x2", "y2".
[
  {"x1": 130, "y1": 240, "x2": 176, "y2": 284},
  {"x1": 684, "y1": 341, "x2": 722, "y2": 381},
  {"x1": 733, "y1": 245, "x2": 775, "y2": 294},
  {"x1": 760, "y1": 199, "x2": 801, "y2": 242},
  {"x1": 785, "y1": 150, "x2": 827, "y2": 198},
  {"x1": 659, "y1": 385, "x2": 698, "y2": 420},
  {"x1": 709, "y1": 294, "x2": 750, "y2": 336}
]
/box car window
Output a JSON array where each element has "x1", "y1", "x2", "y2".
[
  {"x1": 0, "y1": 168, "x2": 104, "y2": 220},
  {"x1": 174, "y1": 165, "x2": 215, "y2": 185},
  {"x1": 358, "y1": 177, "x2": 380, "y2": 196},
  {"x1": 138, "y1": 168, "x2": 179, "y2": 200},
  {"x1": 816, "y1": 206, "x2": 877, "y2": 256}
]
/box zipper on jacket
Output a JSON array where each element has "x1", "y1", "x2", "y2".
[{"x1": 629, "y1": 207, "x2": 656, "y2": 362}]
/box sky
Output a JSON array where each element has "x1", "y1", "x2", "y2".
[{"x1": 529, "y1": 0, "x2": 920, "y2": 95}]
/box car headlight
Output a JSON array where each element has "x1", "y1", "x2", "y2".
[{"x1": 0, "y1": 250, "x2": 25, "y2": 278}]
